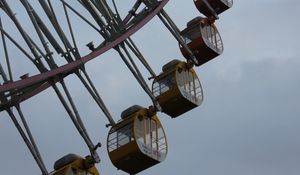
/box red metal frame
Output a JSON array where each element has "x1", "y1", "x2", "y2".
[{"x1": 0, "y1": 0, "x2": 169, "y2": 104}]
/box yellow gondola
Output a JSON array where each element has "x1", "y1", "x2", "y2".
[
  {"x1": 152, "y1": 60, "x2": 203, "y2": 118},
  {"x1": 107, "y1": 105, "x2": 168, "y2": 174},
  {"x1": 51, "y1": 154, "x2": 100, "y2": 175},
  {"x1": 194, "y1": 0, "x2": 233, "y2": 17},
  {"x1": 180, "y1": 17, "x2": 223, "y2": 66}
]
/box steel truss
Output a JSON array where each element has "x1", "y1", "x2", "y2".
[{"x1": 0, "y1": 0, "x2": 200, "y2": 174}]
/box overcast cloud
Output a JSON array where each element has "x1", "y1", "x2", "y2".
[{"x1": 1, "y1": 0, "x2": 300, "y2": 175}]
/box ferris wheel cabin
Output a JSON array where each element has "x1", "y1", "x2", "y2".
[
  {"x1": 51, "y1": 154, "x2": 100, "y2": 175},
  {"x1": 107, "y1": 106, "x2": 168, "y2": 174},
  {"x1": 152, "y1": 60, "x2": 203, "y2": 118},
  {"x1": 180, "y1": 17, "x2": 223, "y2": 66},
  {"x1": 194, "y1": 0, "x2": 233, "y2": 17}
]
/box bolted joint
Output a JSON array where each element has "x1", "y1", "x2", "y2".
[
  {"x1": 84, "y1": 155, "x2": 96, "y2": 169},
  {"x1": 148, "y1": 105, "x2": 158, "y2": 117},
  {"x1": 186, "y1": 59, "x2": 195, "y2": 69}
]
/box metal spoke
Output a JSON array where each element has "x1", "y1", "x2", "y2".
[
  {"x1": 6, "y1": 108, "x2": 49, "y2": 175},
  {"x1": 157, "y1": 9, "x2": 200, "y2": 66},
  {"x1": 0, "y1": 17, "x2": 12, "y2": 81}
]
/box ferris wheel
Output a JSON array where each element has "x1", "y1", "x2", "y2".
[{"x1": 0, "y1": 0, "x2": 233, "y2": 174}]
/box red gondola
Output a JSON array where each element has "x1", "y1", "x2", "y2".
[
  {"x1": 180, "y1": 17, "x2": 223, "y2": 66},
  {"x1": 194, "y1": 0, "x2": 233, "y2": 17}
]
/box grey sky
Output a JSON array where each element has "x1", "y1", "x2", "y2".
[{"x1": 1, "y1": 0, "x2": 300, "y2": 175}]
